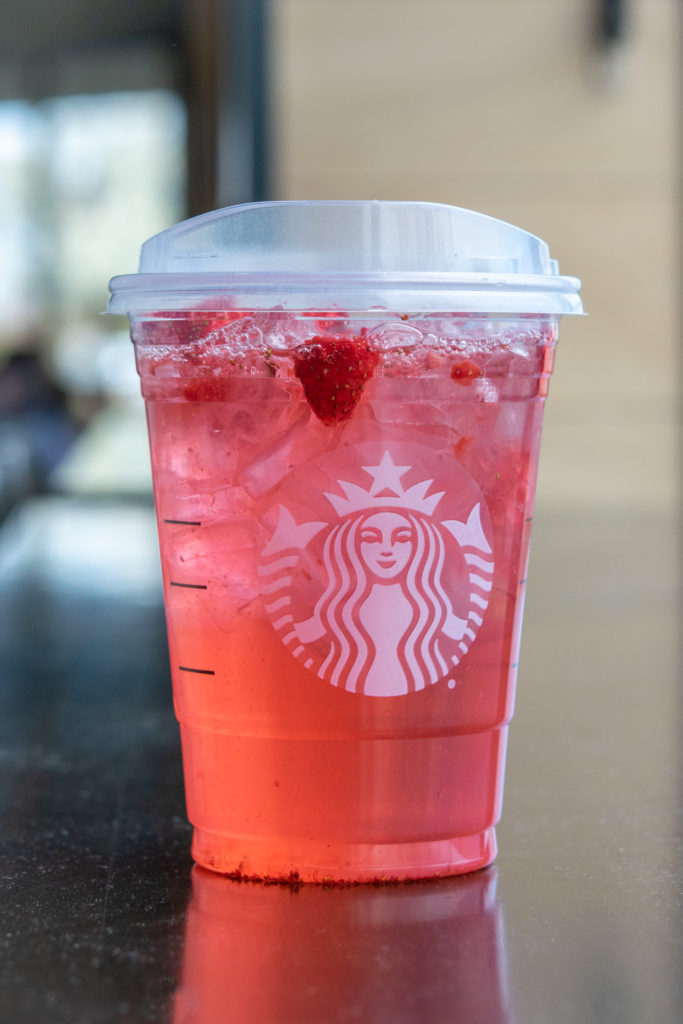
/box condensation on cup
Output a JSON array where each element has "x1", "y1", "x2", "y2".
[{"x1": 108, "y1": 201, "x2": 583, "y2": 882}]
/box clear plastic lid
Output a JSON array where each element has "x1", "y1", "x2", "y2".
[{"x1": 107, "y1": 201, "x2": 583, "y2": 316}]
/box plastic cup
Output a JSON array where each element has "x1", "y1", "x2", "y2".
[{"x1": 108, "y1": 201, "x2": 582, "y2": 881}]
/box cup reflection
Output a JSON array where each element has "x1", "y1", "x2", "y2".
[{"x1": 172, "y1": 865, "x2": 512, "y2": 1023}]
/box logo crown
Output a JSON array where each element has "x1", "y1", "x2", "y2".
[{"x1": 324, "y1": 451, "x2": 445, "y2": 518}]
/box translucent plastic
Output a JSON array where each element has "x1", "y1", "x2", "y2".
[
  {"x1": 134, "y1": 307, "x2": 558, "y2": 881},
  {"x1": 108, "y1": 201, "x2": 583, "y2": 315}
]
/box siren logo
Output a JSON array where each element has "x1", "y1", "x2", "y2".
[{"x1": 258, "y1": 442, "x2": 494, "y2": 697}]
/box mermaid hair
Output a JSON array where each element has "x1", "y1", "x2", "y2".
[{"x1": 312, "y1": 510, "x2": 459, "y2": 694}]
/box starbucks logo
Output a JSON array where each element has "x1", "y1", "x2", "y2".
[{"x1": 258, "y1": 443, "x2": 494, "y2": 697}]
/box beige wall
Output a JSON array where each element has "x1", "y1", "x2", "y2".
[{"x1": 271, "y1": 0, "x2": 680, "y2": 512}]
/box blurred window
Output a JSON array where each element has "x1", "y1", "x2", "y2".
[{"x1": 0, "y1": 89, "x2": 186, "y2": 387}]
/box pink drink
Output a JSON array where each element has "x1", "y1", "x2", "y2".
[
  {"x1": 134, "y1": 310, "x2": 555, "y2": 880},
  {"x1": 109, "y1": 201, "x2": 582, "y2": 880}
]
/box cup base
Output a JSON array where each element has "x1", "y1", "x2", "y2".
[{"x1": 191, "y1": 826, "x2": 497, "y2": 884}]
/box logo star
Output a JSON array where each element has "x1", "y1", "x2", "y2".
[{"x1": 363, "y1": 451, "x2": 411, "y2": 497}]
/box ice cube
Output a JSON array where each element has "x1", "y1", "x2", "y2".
[{"x1": 238, "y1": 407, "x2": 312, "y2": 498}]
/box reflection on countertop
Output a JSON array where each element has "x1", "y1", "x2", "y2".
[{"x1": 173, "y1": 866, "x2": 510, "y2": 1024}]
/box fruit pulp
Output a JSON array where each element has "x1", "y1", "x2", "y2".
[{"x1": 135, "y1": 311, "x2": 556, "y2": 881}]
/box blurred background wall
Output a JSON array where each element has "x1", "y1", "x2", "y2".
[
  {"x1": 271, "y1": 0, "x2": 680, "y2": 520},
  {"x1": 0, "y1": 0, "x2": 679, "y2": 522}
]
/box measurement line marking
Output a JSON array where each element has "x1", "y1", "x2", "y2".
[
  {"x1": 170, "y1": 582, "x2": 208, "y2": 589},
  {"x1": 164, "y1": 518, "x2": 202, "y2": 526},
  {"x1": 179, "y1": 666, "x2": 215, "y2": 675}
]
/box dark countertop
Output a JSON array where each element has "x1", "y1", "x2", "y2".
[{"x1": 0, "y1": 494, "x2": 680, "y2": 1023}]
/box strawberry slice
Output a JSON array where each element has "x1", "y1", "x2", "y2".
[
  {"x1": 450, "y1": 359, "x2": 483, "y2": 385},
  {"x1": 294, "y1": 335, "x2": 379, "y2": 424},
  {"x1": 135, "y1": 309, "x2": 248, "y2": 348},
  {"x1": 182, "y1": 379, "x2": 235, "y2": 402}
]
